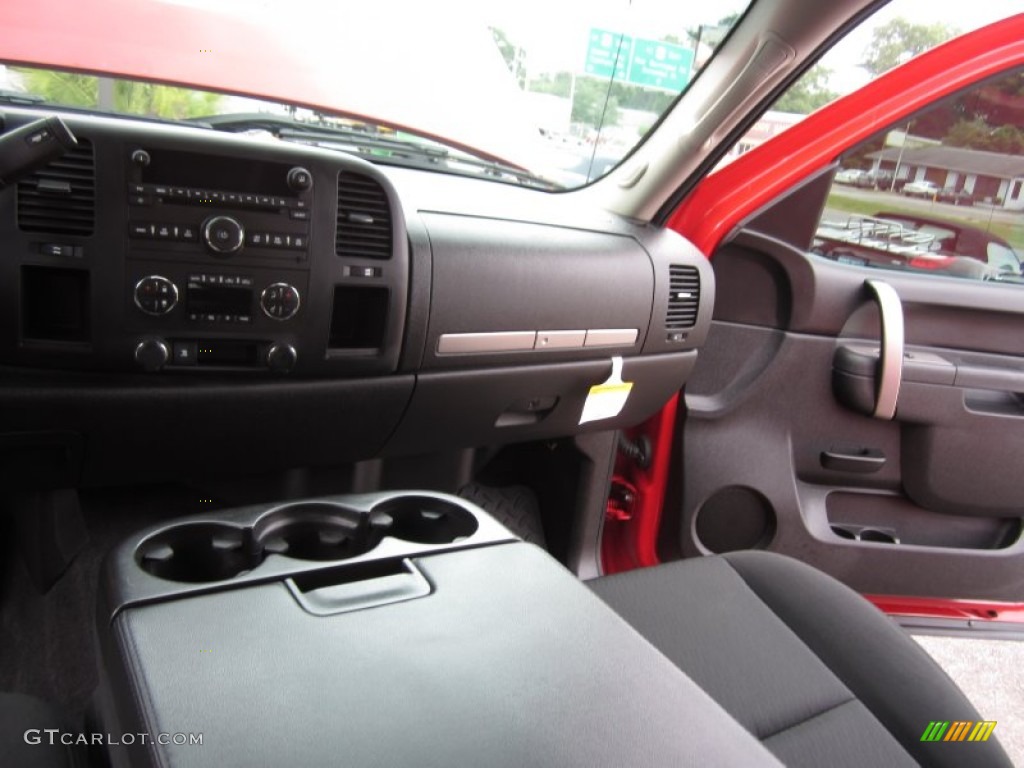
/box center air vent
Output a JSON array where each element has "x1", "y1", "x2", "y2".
[
  {"x1": 17, "y1": 139, "x2": 95, "y2": 235},
  {"x1": 336, "y1": 171, "x2": 392, "y2": 259},
  {"x1": 666, "y1": 265, "x2": 700, "y2": 329}
]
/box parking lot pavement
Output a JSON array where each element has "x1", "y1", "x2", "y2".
[{"x1": 914, "y1": 634, "x2": 1024, "y2": 765}]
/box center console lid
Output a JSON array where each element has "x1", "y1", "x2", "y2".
[{"x1": 96, "y1": 492, "x2": 778, "y2": 767}]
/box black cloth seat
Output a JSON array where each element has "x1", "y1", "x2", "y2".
[
  {"x1": 0, "y1": 692, "x2": 86, "y2": 768},
  {"x1": 590, "y1": 550, "x2": 1012, "y2": 768}
]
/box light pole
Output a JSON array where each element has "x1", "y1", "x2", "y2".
[{"x1": 889, "y1": 119, "x2": 913, "y2": 193}]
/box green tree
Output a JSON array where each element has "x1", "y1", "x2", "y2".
[
  {"x1": 531, "y1": 73, "x2": 622, "y2": 130},
  {"x1": 571, "y1": 77, "x2": 620, "y2": 129},
  {"x1": 944, "y1": 117, "x2": 1024, "y2": 153},
  {"x1": 861, "y1": 19, "x2": 957, "y2": 76},
  {"x1": 489, "y1": 27, "x2": 526, "y2": 89},
  {"x1": 773, "y1": 65, "x2": 838, "y2": 114},
  {"x1": 17, "y1": 68, "x2": 220, "y2": 118}
]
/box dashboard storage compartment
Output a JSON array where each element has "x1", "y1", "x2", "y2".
[{"x1": 21, "y1": 265, "x2": 90, "y2": 343}]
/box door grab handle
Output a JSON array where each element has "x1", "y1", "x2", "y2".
[
  {"x1": 820, "y1": 448, "x2": 886, "y2": 473},
  {"x1": 865, "y1": 279, "x2": 904, "y2": 420}
]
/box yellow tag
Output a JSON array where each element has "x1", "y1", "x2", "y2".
[{"x1": 580, "y1": 357, "x2": 633, "y2": 424}]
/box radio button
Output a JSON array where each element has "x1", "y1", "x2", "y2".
[
  {"x1": 261, "y1": 283, "x2": 300, "y2": 321},
  {"x1": 134, "y1": 276, "x2": 178, "y2": 316},
  {"x1": 203, "y1": 215, "x2": 245, "y2": 254},
  {"x1": 289, "y1": 209, "x2": 309, "y2": 221},
  {"x1": 129, "y1": 222, "x2": 153, "y2": 238},
  {"x1": 172, "y1": 342, "x2": 197, "y2": 366},
  {"x1": 179, "y1": 225, "x2": 198, "y2": 242}
]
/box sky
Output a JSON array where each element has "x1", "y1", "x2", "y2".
[{"x1": 159, "y1": 0, "x2": 1019, "y2": 92}]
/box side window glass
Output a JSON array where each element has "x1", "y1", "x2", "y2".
[{"x1": 812, "y1": 68, "x2": 1024, "y2": 285}]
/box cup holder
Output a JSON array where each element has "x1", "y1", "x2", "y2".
[
  {"x1": 254, "y1": 502, "x2": 381, "y2": 562},
  {"x1": 369, "y1": 495, "x2": 478, "y2": 544},
  {"x1": 135, "y1": 495, "x2": 482, "y2": 584},
  {"x1": 136, "y1": 523, "x2": 261, "y2": 583}
]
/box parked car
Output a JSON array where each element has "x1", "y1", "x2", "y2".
[
  {"x1": 814, "y1": 210, "x2": 1023, "y2": 281},
  {"x1": 901, "y1": 179, "x2": 941, "y2": 198},
  {"x1": 936, "y1": 187, "x2": 976, "y2": 206},
  {"x1": 834, "y1": 168, "x2": 872, "y2": 186}
]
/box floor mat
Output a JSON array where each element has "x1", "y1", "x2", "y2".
[
  {"x1": 914, "y1": 634, "x2": 1024, "y2": 765},
  {"x1": 458, "y1": 483, "x2": 546, "y2": 547},
  {"x1": 0, "y1": 485, "x2": 220, "y2": 719}
]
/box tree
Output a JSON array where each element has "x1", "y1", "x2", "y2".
[
  {"x1": 571, "y1": 78, "x2": 620, "y2": 129},
  {"x1": 531, "y1": 73, "x2": 622, "y2": 130},
  {"x1": 944, "y1": 117, "x2": 1024, "y2": 154},
  {"x1": 861, "y1": 19, "x2": 957, "y2": 76},
  {"x1": 773, "y1": 65, "x2": 837, "y2": 114},
  {"x1": 17, "y1": 68, "x2": 220, "y2": 118},
  {"x1": 489, "y1": 27, "x2": 526, "y2": 89}
]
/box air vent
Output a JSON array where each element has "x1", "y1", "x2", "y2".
[
  {"x1": 336, "y1": 171, "x2": 392, "y2": 259},
  {"x1": 17, "y1": 140, "x2": 95, "y2": 235},
  {"x1": 666, "y1": 265, "x2": 700, "y2": 329}
]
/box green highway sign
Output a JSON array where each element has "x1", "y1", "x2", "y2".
[
  {"x1": 584, "y1": 28, "x2": 631, "y2": 81},
  {"x1": 583, "y1": 28, "x2": 694, "y2": 92},
  {"x1": 629, "y1": 38, "x2": 693, "y2": 90}
]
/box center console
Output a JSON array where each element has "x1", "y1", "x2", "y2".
[{"x1": 95, "y1": 493, "x2": 774, "y2": 767}]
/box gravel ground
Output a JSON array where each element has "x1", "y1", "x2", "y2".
[{"x1": 914, "y1": 635, "x2": 1024, "y2": 765}]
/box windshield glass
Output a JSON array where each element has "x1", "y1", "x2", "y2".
[{"x1": 0, "y1": 0, "x2": 751, "y2": 189}]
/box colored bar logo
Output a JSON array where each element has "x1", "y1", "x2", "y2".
[{"x1": 921, "y1": 721, "x2": 997, "y2": 742}]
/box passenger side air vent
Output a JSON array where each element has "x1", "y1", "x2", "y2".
[
  {"x1": 17, "y1": 140, "x2": 95, "y2": 235},
  {"x1": 336, "y1": 171, "x2": 392, "y2": 259},
  {"x1": 666, "y1": 265, "x2": 700, "y2": 329}
]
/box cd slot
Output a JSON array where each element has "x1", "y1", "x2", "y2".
[{"x1": 170, "y1": 339, "x2": 263, "y2": 368}]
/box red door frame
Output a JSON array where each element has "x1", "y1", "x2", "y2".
[{"x1": 603, "y1": 15, "x2": 1024, "y2": 621}]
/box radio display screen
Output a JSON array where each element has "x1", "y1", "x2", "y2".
[
  {"x1": 187, "y1": 283, "x2": 253, "y2": 317},
  {"x1": 142, "y1": 149, "x2": 292, "y2": 195}
]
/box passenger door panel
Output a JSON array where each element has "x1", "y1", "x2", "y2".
[{"x1": 680, "y1": 226, "x2": 1024, "y2": 601}]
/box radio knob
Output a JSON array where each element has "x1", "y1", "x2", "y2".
[
  {"x1": 133, "y1": 275, "x2": 178, "y2": 315},
  {"x1": 266, "y1": 342, "x2": 298, "y2": 374},
  {"x1": 134, "y1": 339, "x2": 169, "y2": 372},
  {"x1": 287, "y1": 166, "x2": 312, "y2": 191},
  {"x1": 203, "y1": 215, "x2": 244, "y2": 254},
  {"x1": 260, "y1": 282, "x2": 301, "y2": 321}
]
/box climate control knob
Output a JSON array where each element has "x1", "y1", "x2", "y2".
[
  {"x1": 266, "y1": 342, "x2": 298, "y2": 374},
  {"x1": 134, "y1": 339, "x2": 169, "y2": 372},
  {"x1": 260, "y1": 282, "x2": 301, "y2": 320},
  {"x1": 203, "y1": 215, "x2": 244, "y2": 254},
  {"x1": 133, "y1": 275, "x2": 178, "y2": 315}
]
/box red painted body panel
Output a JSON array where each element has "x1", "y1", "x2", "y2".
[
  {"x1": 867, "y1": 595, "x2": 1024, "y2": 624},
  {"x1": 600, "y1": 394, "x2": 678, "y2": 575}
]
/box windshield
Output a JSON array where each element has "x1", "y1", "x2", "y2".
[{"x1": 0, "y1": 0, "x2": 750, "y2": 189}]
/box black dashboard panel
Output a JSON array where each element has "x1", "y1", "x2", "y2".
[{"x1": 0, "y1": 107, "x2": 714, "y2": 484}]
